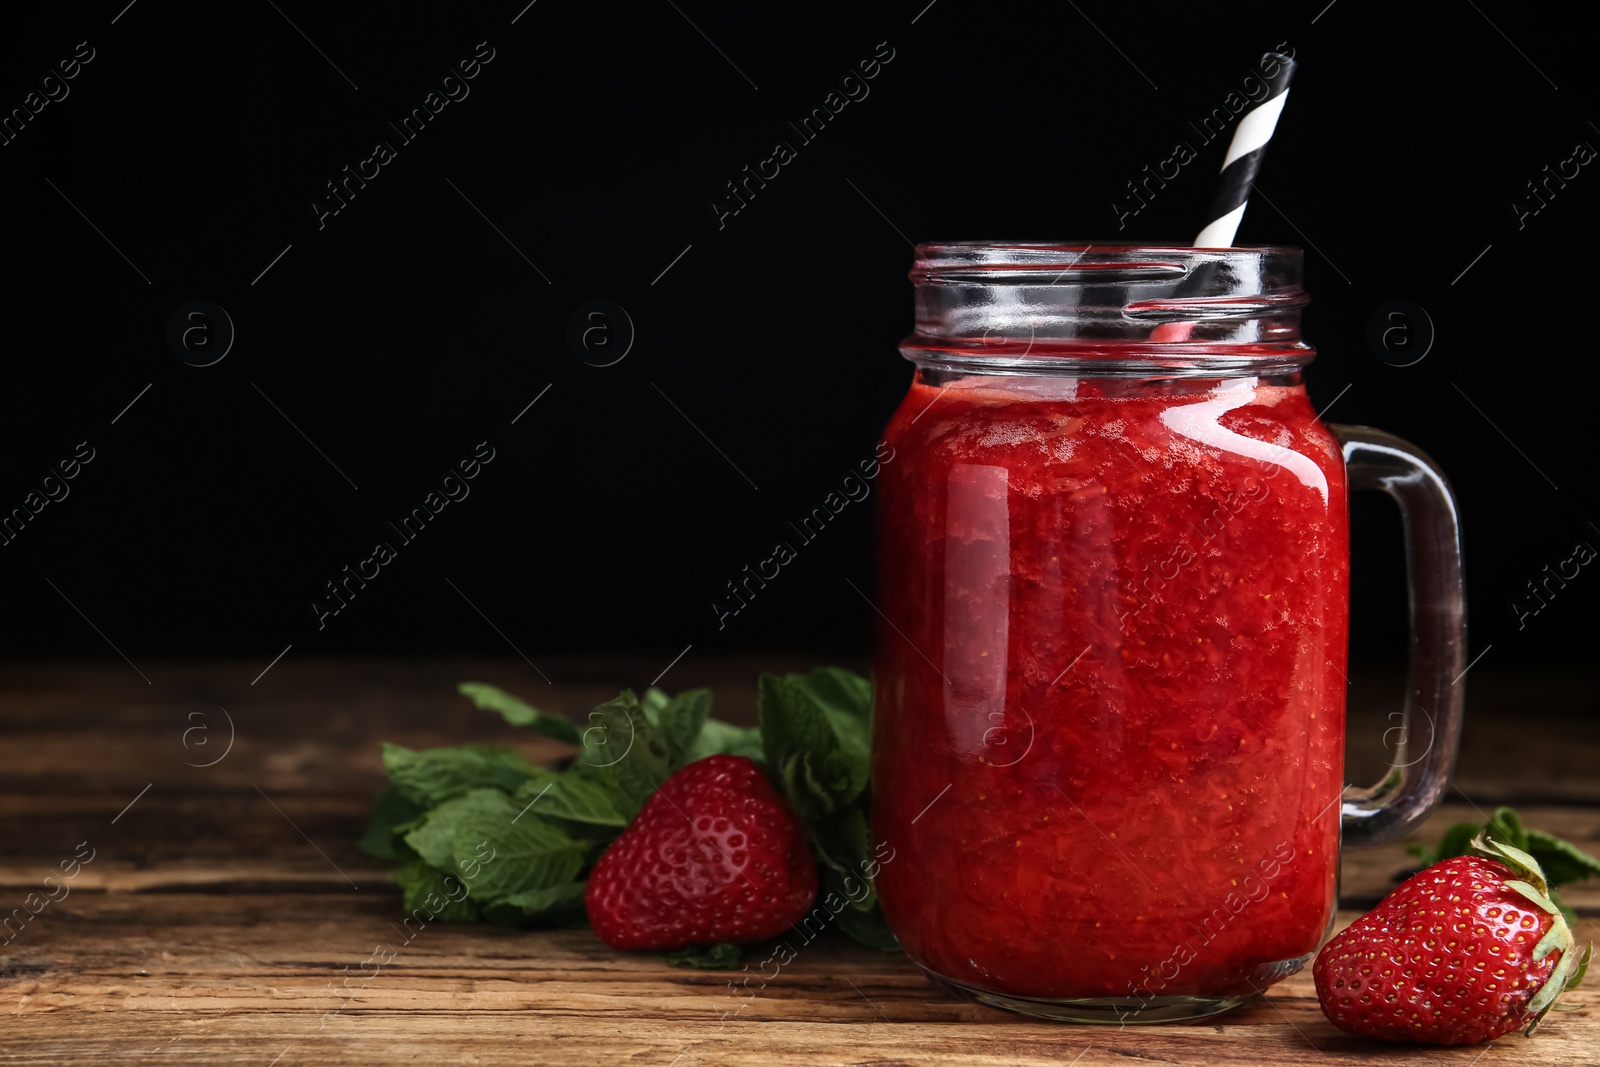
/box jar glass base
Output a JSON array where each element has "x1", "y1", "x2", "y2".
[
  {"x1": 925, "y1": 973, "x2": 1249, "y2": 1025},
  {"x1": 921, "y1": 952, "x2": 1315, "y2": 1025}
]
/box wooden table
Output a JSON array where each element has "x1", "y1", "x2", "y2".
[{"x1": 2, "y1": 659, "x2": 1596, "y2": 1065}]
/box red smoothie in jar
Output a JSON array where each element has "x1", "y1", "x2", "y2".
[{"x1": 870, "y1": 371, "x2": 1348, "y2": 1004}]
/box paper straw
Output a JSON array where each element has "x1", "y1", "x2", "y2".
[
  {"x1": 1194, "y1": 53, "x2": 1297, "y2": 247},
  {"x1": 1152, "y1": 52, "x2": 1298, "y2": 343}
]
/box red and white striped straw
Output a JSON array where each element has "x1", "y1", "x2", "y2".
[{"x1": 1194, "y1": 53, "x2": 1297, "y2": 247}]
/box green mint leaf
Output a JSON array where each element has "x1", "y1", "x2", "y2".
[
  {"x1": 653, "y1": 688, "x2": 714, "y2": 769},
  {"x1": 833, "y1": 898, "x2": 901, "y2": 952},
  {"x1": 688, "y1": 718, "x2": 764, "y2": 762},
  {"x1": 1527, "y1": 828, "x2": 1600, "y2": 887},
  {"x1": 819, "y1": 859, "x2": 879, "y2": 915},
  {"x1": 450, "y1": 811, "x2": 588, "y2": 901},
  {"x1": 513, "y1": 768, "x2": 630, "y2": 828},
  {"x1": 382, "y1": 742, "x2": 537, "y2": 806},
  {"x1": 809, "y1": 807, "x2": 876, "y2": 908},
  {"x1": 797, "y1": 667, "x2": 872, "y2": 765},
  {"x1": 1488, "y1": 806, "x2": 1531, "y2": 852},
  {"x1": 759, "y1": 673, "x2": 840, "y2": 766},
  {"x1": 640, "y1": 687, "x2": 672, "y2": 722},
  {"x1": 359, "y1": 785, "x2": 426, "y2": 860},
  {"x1": 758, "y1": 672, "x2": 867, "y2": 819},
  {"x1": 394, "y1": 860, "x2": 481, "y2": 922},
  {"x1": 488, "y1": 881, "x2": 590, "y2": 924},
  {"x1": 458, "y1": 682, "x2": 580, "y2": 745},
  {"x1": 578, "y1": 691, "x2": 671, "y2": 820},
  {"x1": 659, "y1": 942, "x2": 743, "y2": 969},
  {"x1": 1420, "y1": 819, "x2": 1481, "y2": 867},
  {"x1": 403, "y1": 789, "x2": 520, "y2": 870}
]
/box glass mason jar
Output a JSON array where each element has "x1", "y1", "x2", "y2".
[{"x1": 869, "y1": 244, "x2": 1466, "y2": 1024}]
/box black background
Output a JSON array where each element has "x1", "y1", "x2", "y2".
[{"x1": 0, "y1": 1, "x2": 1593, "y2": 672}]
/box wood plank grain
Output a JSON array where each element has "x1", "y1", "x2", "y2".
[
  {"x1": 13, "y1": 1015, "x2": 1598, "y2": 1067},
  {"x1": 2, "y1": 895, "x2": 1596, "y2": 1066}
]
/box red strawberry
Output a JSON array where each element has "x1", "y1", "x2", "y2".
[
  {"x1": 1314, "y1": 834, "x2": 1591, "y2": 1044},
  {"x1": 585, "y1": 755, "x2": 817, "y2": 950}
]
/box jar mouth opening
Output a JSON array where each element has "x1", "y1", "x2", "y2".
[
  {"x1": 905, "y1": 242, "x2": 1309, "y2": 372},
  {"x1": 911, "y1": 243, "x2": 1304, "y2": 284}
]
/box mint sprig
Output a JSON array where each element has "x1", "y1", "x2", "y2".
[
  {"x1": 459, "y1": 682, "x2": 581, "y2": 745},
  {"x1": 1410, "y1": 805, "x2": 1600, "y2": 923},
  {"x1": 758, "y1": 669, "x2": 870, "y2": 819},
  {"x1": 755, "y1": 668, "x2": 895, "y2": 947},
  {"x1": 360, "y1": 668, "x2": 899, "y2": 957},
  {"x1": 382, "y1": 742, "x2": 538, "y2": 805}
]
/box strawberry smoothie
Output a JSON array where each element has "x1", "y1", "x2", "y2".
[{"x1": 871, "y1": 370, "x2": 1348, "y2": 1012}]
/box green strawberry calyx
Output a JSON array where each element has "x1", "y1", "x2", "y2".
[{"x1": 1470, "y1": 833, "x2": 1593, "y2": 1033}]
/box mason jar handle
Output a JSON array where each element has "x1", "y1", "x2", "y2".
[{"x1": 1330, "y1": 425, "x2": 1468, "y2": 848}]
